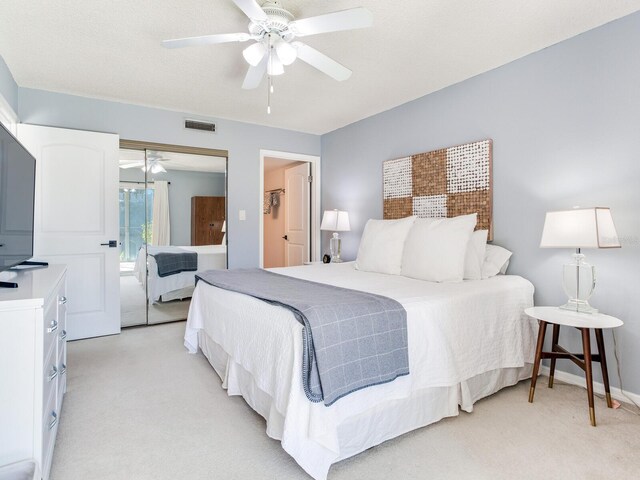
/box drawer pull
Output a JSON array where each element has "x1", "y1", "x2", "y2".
[
  {"x1": 59, "y1": 363, "x2": 67, "y2": 375},
  {"x1": 58, "y1": 296, "x2": 68, "y2": 305},
  {"x1": 47, "y1": 319, "x2": 58, "y2": 333},
  {"x1": 59, "y1": 329, "x2": 67, "y2": 340},
  {"x1": 48, "y1": 411, "x2": 58, "y2": 430},
  {"x1": 47, "y1": 365, "x2": 58, "y2": 382}
]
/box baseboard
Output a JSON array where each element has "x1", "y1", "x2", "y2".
[{"x1": 540, "y1": 366, "x2": 640, "y2": 406}]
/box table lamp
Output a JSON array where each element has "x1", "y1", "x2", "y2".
[
  {"x1": 540, "y1": 207, "x2": 620, "y2": 313},
  {"x1": 221, "y1": 220, "x2": 226, "y2": 245},
  {"x1": 320, "y1": 209, "x2": 350, "y2": 263}
]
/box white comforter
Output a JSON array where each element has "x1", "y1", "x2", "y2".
[
  {"x1": 185, "y1": 262, "x2": 536, "y2": 479},
  {"x1": 134, "y1": 244, "x2": 227, "y2": 302}
]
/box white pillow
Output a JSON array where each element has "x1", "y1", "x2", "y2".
[
  {"x1": 482, "y1": 244, "x2": 513, "y2": 278},
  {"x1": 401, "y1": 213, "x2": 477, "y2": 282},
  {"x1": 464, "y1": 229, "x2": 488, "y2": 280},
  {"x1": 355, "y1": 216, "x2": 416, "y2": 275}
]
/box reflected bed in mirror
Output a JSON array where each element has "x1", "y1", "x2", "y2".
[{"x1": 135, "y1": 244, "x2": 227, "y2": 303}]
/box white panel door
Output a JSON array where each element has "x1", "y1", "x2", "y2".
[
  {"x1": 284, "y1": 163, "x2": 310, "y2": 266},
  {"x1": 18, "y1": 124, "x2": 120, "y2": 340}
]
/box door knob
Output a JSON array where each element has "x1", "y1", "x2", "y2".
[
  {"x1": 100, "y1": 240, "x2": 118, "y2": 247},
  {"x1": 282, "y1": 235, "x2": 288, "y2": 240}
]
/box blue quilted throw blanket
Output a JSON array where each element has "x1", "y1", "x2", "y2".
[
  {"x1": 148, "y1": 246, "x2": 197, "y2": 277},
  {"x1": 196, "y1": 268, "x2": 409, "y2": 406}
]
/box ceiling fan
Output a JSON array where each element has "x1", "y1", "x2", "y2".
[
  {"x1": 119, "y1": 151, "x2": 168, "y2": 174},
  {"x1": 162, "y1": 0, "x2": 373, "y2": 90}
]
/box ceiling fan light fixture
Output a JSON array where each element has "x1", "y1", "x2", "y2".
[
  {"x1": 151, "y1": 163, "x2": 167, "y2": 174},
  {"x1": 162, "y1": 1, "x2": 374, "y2": 91},
  {"x1": 267, "y1": 54, "x2": 284, "y2": 76},
  {"x1": 243, "y1": 42, "x2": 267, "y2": 66},
  {"x1": 274, "y1": 39, "x2": 297, "y2": 65}
]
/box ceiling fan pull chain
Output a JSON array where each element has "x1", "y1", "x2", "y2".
[
  {"x1": 267, "y1": 75, "x2": 272, "y2": 114},
  {"x1": 267, "y1": 33, "x2": 273, "y2": 114}
]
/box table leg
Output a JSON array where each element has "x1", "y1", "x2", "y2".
[
  {"x1": 529, "y1": 320, "x2": 547, "y2": 403},
  {"x1": 581, "y1": 328, "x2": 596, "y2": 426},
  {"x1": 594, "y1": 328, "x2": 613, "y2": 408},
  {"x1": 548, "y1": 324, "x2": 560, "y2": 388}
]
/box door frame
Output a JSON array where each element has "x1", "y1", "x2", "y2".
[
  {"x1": 0, "y1": 93, "x2": 18, "y2": 135},
  {"x1": 259, "y1": 149, "x2": 321, "y2": 268}
]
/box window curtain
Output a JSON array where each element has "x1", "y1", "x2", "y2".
[{"x1": 151, "y1": 180, "x2": 170, "y2": 246}]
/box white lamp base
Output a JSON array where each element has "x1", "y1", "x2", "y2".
[
  {"x1": 559, "y1": 299, "x2": 598, "y2": 314},
  {"x1": 330, "y1": 232, "x2": 343, "y2": 263},
  {"x1": 560, "y1": 252, "x2": 597, "y2": 314}
]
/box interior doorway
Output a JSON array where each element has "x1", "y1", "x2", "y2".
[{"x1": 261, "y1": 150, "x2": 320, "y2": 268}]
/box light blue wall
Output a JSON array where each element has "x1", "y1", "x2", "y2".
[
  {"x1": 0, "y1": 56, "x2": 18, "y2": 115},
  {"x1": 119, "y1": 168, "x2": 226, "y2": 246},
  {"x1": 321, "y1": 12, "x2": 640, "y2": 394},
  {"x1": 18, "y1": 88, "x2": 320, "y2": 268}
]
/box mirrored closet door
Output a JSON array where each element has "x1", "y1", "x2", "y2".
[{"x1": 118, "y1": 143, "x2": 228, "y2": 327}]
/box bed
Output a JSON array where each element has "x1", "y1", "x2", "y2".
[
  {"x1": 184, "y1": 261, "x2": 537, "y2": 480},
  {"x1": 134, "y1": 244, "x2": 227, "y2": 303}
]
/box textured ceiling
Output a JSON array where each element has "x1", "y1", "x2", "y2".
[
  {"x1": 1, "y1": 0, "x2": 639, "y2": 134},
  {"x1": 120, "y1": 149, "x2": 226, "y2": 173}
]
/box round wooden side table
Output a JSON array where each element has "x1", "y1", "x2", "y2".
[{"x1": 525, "y1": 306, "x2": 623, "y2": 426}]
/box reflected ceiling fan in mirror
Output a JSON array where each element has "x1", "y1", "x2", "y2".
[
  {"x1": 162, "y1": 0, "x2": 373, "y2": 113},
  {"x1": 119, "y1": 151, "x2": 167, "y2": 174}
]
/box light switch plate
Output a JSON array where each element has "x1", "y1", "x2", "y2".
[{"x1": 239, "y1": 209, "x2": 246, "y2": 221}]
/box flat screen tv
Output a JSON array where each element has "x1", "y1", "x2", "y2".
[{"x1": 0, "y1": 122, "x2": 36, "y2": 274}]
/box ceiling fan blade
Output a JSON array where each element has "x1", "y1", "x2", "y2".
[
  {"x1": 242, "y1": 56, "x2": 268, "y2": 89},
  {"x1": 232, "y1": 0, "x2": 268, "y2": 22},
  {"x1": 289, "y1": 7, "x2": 373, "y2": 37},
  {"x1": 162, "y1": 32, "x2": 251, "y2": 49},
  {"x1": 293, "y1": 42, "x2": 351, "y2": 81},
  {"x1": 119, "y1": 162, "x2": 144, "y2": 169}
]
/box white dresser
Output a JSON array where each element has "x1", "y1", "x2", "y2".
[{"x1": 0, "y1": 265, "x2": 67, "y2": 480}]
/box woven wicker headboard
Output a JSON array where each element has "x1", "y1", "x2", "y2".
[{"x1": 383, "y1": 139, "x2": 493, "y2": 239}]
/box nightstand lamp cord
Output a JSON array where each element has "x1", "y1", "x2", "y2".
[{"x1": 611, "y1": 330, "x2": 640, "y2": 415}]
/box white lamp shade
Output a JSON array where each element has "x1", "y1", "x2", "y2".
[
  {"x1": 274, "y1": 39, "x2": 297, "y2": 65},
  {"x1": 221, "y1": 220, "x2": 226, "y2": 233},
  {"x1": 540, "y1": 207, "x2": 620, "y2": 249},
  {"x1": 267, "y1": 54, "x2": 284, "y2": 76},
  {"x1": 243, "y1": 42, "x2": 267, "y2": 66},
  {"x1": 150, "y1": 163, "x2": 166, "y2": 174},
  {"x1": 320, "y1": 210, "x2": 350, "y2": 232}
]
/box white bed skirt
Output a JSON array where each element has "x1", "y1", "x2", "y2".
[{"x1": 197, "y1": 329, "x2": 533, "y2": 480}]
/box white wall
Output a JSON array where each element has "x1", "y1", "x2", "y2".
[
  {"x1": 17, "y1": 87, "x2": 321, "y2": 268},
  {"x1": 0, "y1": 56, "x2": 18, "y2": 114},
  {"x1": 321, "y1": 12, "x2": 640, "y2": 394}
]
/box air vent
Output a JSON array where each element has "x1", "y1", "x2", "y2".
[{"x1": 184, "y1": 119, "x2": 216, "y2": 133}]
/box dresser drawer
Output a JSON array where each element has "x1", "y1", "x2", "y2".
[
  {"x1": 57, "y1": 344, "x2": 67, "y2": 410},
  {"x1": 42, "y1": 299, "x2": 59, "y2": 364},
  {"x1": 41, "y1": 387, "x2": 59, "y2": 480},
  {"x1": 57, "y1": 322, "x2": 68, "y2": 352},
  {"x1": 57, "y1": 291, "x2": 67, "y2": 331},
  {"x1": 42, "y1": 344, "x2": 58, "y2": 407}
]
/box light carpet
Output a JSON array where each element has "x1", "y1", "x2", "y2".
[
  {"x1": 51, "y1": 322, "x2": 640, "y2": 480},
  {"x1": 120, "y1": 275, "x2": 190, "y2": 327}
]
